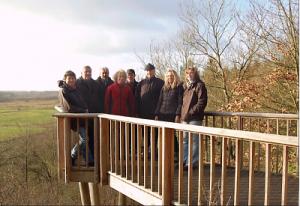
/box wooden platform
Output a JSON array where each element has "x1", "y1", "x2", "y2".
[{"x1": 109, "y1": 164, "x2": 299, "y2": 205}]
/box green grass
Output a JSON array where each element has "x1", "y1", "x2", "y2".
[{"x1": 0, "y1": 99, "x2": 57, "y2": 140}]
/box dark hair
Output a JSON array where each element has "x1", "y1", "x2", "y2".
[
  {"x1": 127, "y1": 69, "x2": 135, "y2": 75},
  {"x1": 83, "y1": 65, "x2": 92, "y2": 70},
  {"x1": 63, "y1": 70, "x2": 76, "y2": 80},
  {"x1": 145, "y1": 63, "x2": 155, "y2": 71}
]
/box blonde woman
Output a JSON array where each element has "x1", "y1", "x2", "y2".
[
  {"x1": 154, "y1": 69, "x2": 183, "y2": 123},
  {"x1": 104, "y1": 69, "x2": 136, "y2": 116}
]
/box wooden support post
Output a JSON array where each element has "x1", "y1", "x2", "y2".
[
  {"x1": 57, "y1": 117, "x2": 65, "y2": 180},
  {"x1": 210, "y1": 136, "x2": 216, "y2": 204},
  {"x1": 118, "y1": 192, "x2": 126, "y2": 206},
  {"x1": 281, "y1": 146, "x2": 288, "y2": 205},
  {"x1": 93, "y1": 118, "x2": 99, "y2": 182},
  {"x1": 79, "y1": 182, "x2": 91, "y2": 206},
  {"x1": 264, "y1": 143, "x2": 271, "y2": 205},
  {"x1": 221, "y1": 137, "x2": 227, "y2": 206},
  {"x1": 234, "y1": 139, "x2": 241, "y2": 205},
  {"x1": 248, "y1": 141, "x2": 255, "y2": 205},
  {"x1": 88, "y1": 183, "x2": 100, "y2": 205},
  {"x1": 64, "y1": 118, "x2": 71, "y2": 183},
  {"x1": 100, "y1": 118, "x2": 109, "y2": 185},
  {"x1": 198, "y1": 134, "x2": 205, "y2": 205},
  {"x1": 162, "y1": 127, "x2": 174, "y2": 205}
]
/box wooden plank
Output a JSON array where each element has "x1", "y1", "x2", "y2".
[
  {"x1": 221, "y1": 137, "x2": 227, "y2": 206},
  {"x1": 162, "y1": 127, "x2": 174, "y2": 205},
  {"x1": 100, "y1": 118, "x2": 109, "y2": 185},
  {"x1": 188, "y1": 132, "x2": 193, "y2": 205},
  {"x1": 150, "y1": 126, "x2": 155, "y2": 191},
  {"x1": 137, "y1": 125, "x2": 142, "y2": 185},
  {"x1": 120, "y1": 122, "x2": 125, "y2": 177},
  {"x1": 210, "y1": 136, "x2": 216, "y2": 204},
  {"x1": 248, "y1": 141, "x2": 255, "y2": 205},
  {"x1": 115, "y1": 121, "x2": 120, "y2": 175},
  {"x1": 109, "y1": 173, "x2": 162, "y2": 205},
  {"x1": 110, "y1": 120, "x2": 115, "y2": 172},
  {"x1": 77, "y1": 119, "x2": 81, "y2": 170},
  {"x1": 158, "y1": 128, "x2": 163, "y2": 195},
  {"x1": 264, "y1": 143, "x2": 271, "y2": 205},
  {"x1": 85, "y1": 119, "x2": 89, "y2": 167},
  {"x1": 144, "y1": 126, "x2": 149, "y2": 188},
  {"x1": 234, "y1": 139, "x2": 241, "y2": 205},
  {"x1": 93, "y1": 117, "x2": 99, "y2": 182},
  {"x1": 125, "y1": 123, "x2": 130, "y2": 179},
  {"x1": 178, "y1": 131, "x2": 183, "y2": 204},
  {"x1": 198, "y1": 134, "x2": 205, "y2": 205},
  {"x1": 79, "y1": 182, "x2": 91, "y2": 205},
  {"x1": 131, "y1": 124, "x2": 136, "y2": 182},
  {"x1": 57, "y1": 117, "x2": 65, "y2": 180},
  {"x1": 88, "y1": 183, "x2": 100, "y2": 205},
  {"x1": 64, "y1": 118, "x2": 71, "y2": 183},
  {"x1": 281, "y1": 145, "x2": 288, "y2": 205}
]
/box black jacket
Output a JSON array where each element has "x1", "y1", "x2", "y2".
[
  {"x1": 135, "y1": 76, "x2": 164, "y2": 119},
  {"x1": 96, "y1": 77, "x2": 114, "y2": 91},
  {"x1": 76, "y1": 77, "x2": 104, "y2": 113},
  {"x1": 155, "y1": 84, "x2": 183, "y2": 116}
]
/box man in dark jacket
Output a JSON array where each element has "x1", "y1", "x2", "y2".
[
  {"x1": 127, "y1": 69, "x2": 139, "y2": 95},
  {"x1": 76, "y1": 65, "x2": 104, "y2": 161},
  {"x1": 135, "y1": 63, "x2": 164, "y2": 119},
  {"x1": 181, "y1": 66, "x2": 207, "y2": 169},
  {"x1": 96, "y1": 67, "x2": 114, "y2": 92}
]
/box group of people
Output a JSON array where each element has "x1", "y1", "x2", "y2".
[{"x1": 58, "y1": 63, "x2": 207, "y2": 168}]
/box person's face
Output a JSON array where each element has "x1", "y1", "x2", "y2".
[
  {"x1": 65, "y1": 75, "x2": 76, "y2": 88},
  {"x1": 186, "y1": 69, "x2": 196, "y2": 81},
  {"x1": 167, "y1": 71, "x2": 175, "y2": 84},
  {"x1": 101, "y1": 69, "x2": 109, "y2": 79},
  {"x1": 146, "y1": 69, "x2": 155, "y2": 78},
  {"x1": 127, "y1": 72, "x2": 135, "y2": 83},
  {"x1": 82, "y1": 68, "x2": 92, "y2": 80},
  {"x1": 117, "y1": 74, "x2": 126, "y2": 85}
]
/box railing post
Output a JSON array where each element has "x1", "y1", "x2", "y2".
[
  {"x1": 64, "y1": 117, "x2": 71, "y2": 183},
  {"x1": 57, "y1": 117, "x2": 65, "y2": 180},
  {"x1": 88, "y1": 183, "x2": 100, "y2": 205},
  {"x1": 79, "y1": 182, "x2": 91, "y2": 205},
  {"x1": 162, "y1": 127, "x2": 174, "y2": 205},
  {"x1": 100, "y1": 117, "x2": 109, "y2": 185}
]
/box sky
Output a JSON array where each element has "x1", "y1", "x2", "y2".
[{"x1": 0, "y1": 0, "x2": 248, "y2": 91}]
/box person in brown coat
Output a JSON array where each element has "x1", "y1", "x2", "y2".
[{"x1": 181, "y1": 66, "x2": 207, "y2": 169}]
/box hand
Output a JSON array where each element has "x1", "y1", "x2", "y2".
[
  {"x1": 175, "y1": 115, "x2": 180, "y2": 123},
  {"x1": 155, "y1": 116, "x2": 158, "y2": 120}
]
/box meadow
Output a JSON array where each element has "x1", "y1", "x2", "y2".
[{"x1": 0, "y1": 99, "x2": 57, "y2": 141}]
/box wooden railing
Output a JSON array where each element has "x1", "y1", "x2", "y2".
[
  {"x1": 53, "y1": 111, "x2": 299, "y2": 205},
  {"x1": 98, "y1": 114, "x2": 298, "y2": 205}
]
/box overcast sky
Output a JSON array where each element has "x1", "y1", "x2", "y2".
[{"x1": 0, "y1": 0, "x2": 247, "y2": 91}]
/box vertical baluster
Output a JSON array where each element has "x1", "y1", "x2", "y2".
[
  {"x1": 210, "y1": 136, "x2": 216, "y2": 205},
  {"x1": 248, "y1": 141, "x2": 255, "y2": 205},
  {"x1": 234, "y1": 139, "x2": 241, "y2": 205},
  {"x1": 286, "y1": 119, "x2": 289, "y2": 136},
  {"x1": 264, "y1": 143, "x2": 271, "y2": 205},
  {"x1": 115, "y1": 121, "x2": 120, "y2": 175},
  {"x1": 198, "y1": 134, "x2": 205, "y2": 205},
  {"x1": 125, "y1": 123, "x2": 130, "y2": 179},
  {"x1": 131, "y1": 124, "x2": 136, "y2": 182},
  {"x1": 178, "y1": 131, "x2": 183, "y2": 204},
  {"x1": 110, "y1": 120, "x2": 115, "y2": 172},
  {"x1": 93, "y1": 117, "x2": 99, "y2": 181},
  {"x1": 120, "y1": 122, "x2": 124, "y2": 176},
  {"x1": 144, "y1": 126, "x2": 149, "y2": 188},
  {"x1": 137, "y1": 125, "x2": 142, "y2": 184},
  {"x1": 85, "y1": 119, "x2": 89, "y2": 167},
  {"x1": 281, "y1": 145, "x2": 288, "y2": 205},
  {"x1": 77, "y1": 118, "x2": 81, "y2": 169},
  {"x1": 158, "y1": 128, "x2": 163, "y2": 195},
  {"x1": 188, "y1": 132, "x2": 193, "y2": 205},
  {"x1": 276, "y1": 119, "x2": 279, "y2": 174},
  {"x1": 100, "y1": 117, "x2": 109, "y2": 185},
  {"x1": 221, "y1": 137, "x2": 227, "y2": 206},
  {"x1": 257, "y1": 119, "x2": 261, "y2": 172},
  {"x1": 150, "y1": 127, "x2": 155, "y2": 191}
]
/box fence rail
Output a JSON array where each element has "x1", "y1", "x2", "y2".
[{"x1": 53, "y1": 111, "x2": 299, "y2": 205}]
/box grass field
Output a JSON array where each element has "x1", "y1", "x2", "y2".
[{"x1": 0, "y1": 99, "x2": 58, "y2": 141}]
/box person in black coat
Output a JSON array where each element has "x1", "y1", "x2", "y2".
[
  {"x1": 126, "y1": 69, "x2": 139, "y2": 96},
  {"x1": 96, "y1": 67, "x2": 114, "y2": 92},
  {"x1": 58, "y1": 70, "x2": 93, "y2": 165}
]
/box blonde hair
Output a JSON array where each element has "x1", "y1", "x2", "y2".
[
  {"x1": 113, "y1": 69, "x2": 127, "y2": 82},
  {"x1": 163, "y1": 69, "x2": 181, "y2": 90}
]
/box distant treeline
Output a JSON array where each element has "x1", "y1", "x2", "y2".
[{"x1": 0, "y1": 91, "x2": 58, "y2": 102}]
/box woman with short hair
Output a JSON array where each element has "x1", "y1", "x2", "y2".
[{"x1": 104, "y1": 69, "x2": 136, "y2": 116}]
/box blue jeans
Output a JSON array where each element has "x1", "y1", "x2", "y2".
[
  {"x1": 71, "y1": 127, "x2": 94, "y2": 163},
  {"x1": 183, "y1": 120, "x2": 202, "y2": 166}
]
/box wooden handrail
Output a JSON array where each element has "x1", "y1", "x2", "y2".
[{"x1": 204, "y1": 111, "x2": 298, "y2": 119}]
